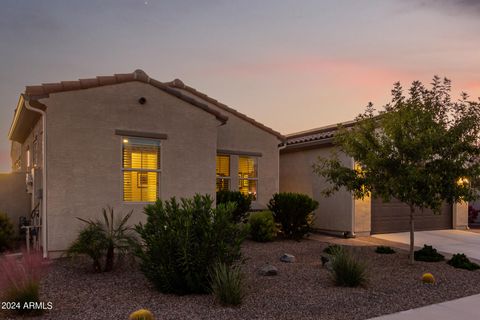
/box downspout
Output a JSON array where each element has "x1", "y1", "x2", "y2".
[
  {"x1": 278, "y1": 142, "x2": 287, "y2": 193},
  {"x1": 24, "y1": 99, "x2": 48, "y2": 258}
]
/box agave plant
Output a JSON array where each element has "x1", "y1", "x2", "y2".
[{"x1": 68, "y1": 207, "x2": 137, "y2": 272}]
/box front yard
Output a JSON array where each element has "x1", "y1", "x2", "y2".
[{"x1": 12, "y1": 239, "x2": 480, "y2": 320}]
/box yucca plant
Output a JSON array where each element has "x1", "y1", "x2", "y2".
[
  {"x1": 210, "y1": 263, "x2": 244, "y2": 306},
  {"x1": 329, "y1": 247, "x2": 368, "y2": 287},
  {"x1": 67, "y1": 207, "x2": 137, "y2": 272}
]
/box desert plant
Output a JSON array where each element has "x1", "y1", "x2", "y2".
[
  {"x1": 447, "y1": 253, "x2": 480, "y2": 271},
  {"x1": 323, "y1": 244, "x2": 342, "y2": 255},
  {"x1": 421, "y1": 273, "x2": 435, "y2": 284},
  {"x1": 216, "y1": 190, "x2": 252, "y2": 223},
  {"x1": 129, "y1": 309, "x2": 155, "y2": 320},
  {"x1": 414, "y1": 245, "x2": 444, "y2": 262},
  {"x1": 0, "y1": 251, "x2": 49, "y2": 315},
  {"x1": 67, "y1": 207, "x2": 137, "y2": 272},
  {"x1": 329, "y1": 247, "x2": 368, "y2": 287},
  {"x1": 135, "y1": 194, "x2": 244, "y2": 295},
  {"x1": 248, "y1": 211, "x2": 277, "y2": 242},
  {"x1": 268, "y1": 192, "x2": 318, "y2": 239},
  {"x1": 0, "y1": 212, "x2": 15, "y2": 252},
  {"x1": 210, "y1": 262, "x2": 244, "y2": 306},
  {"x1": 375, "y1": 246, "x2": 396, "y2": 254}
]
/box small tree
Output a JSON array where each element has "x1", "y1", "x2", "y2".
[{"x1": 314, "y1": 77, "x2": 480, "y2": 264}]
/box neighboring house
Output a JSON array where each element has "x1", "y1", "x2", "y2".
[
  {"x1": 279, "y1": 122, "x2": 469, "y2": 236},
  {"x1": 6, "y1": 69, "x2": 285, "y2": 257}
]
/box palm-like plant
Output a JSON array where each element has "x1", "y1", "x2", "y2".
[{"x1": 68, "y1": 207, "x2": 137, "y2": 272}]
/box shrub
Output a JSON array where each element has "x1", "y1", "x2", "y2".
[
  {"x1": 135, "y1": 194, "x2": 244, "y2": 295},
  {"x1": 248, "y1": 211, "x2": 276, "y2": 242},
  {"x1": 210, "y1": 263, "x2": 244, "y2": 306},
  {"x1": 268, "y1": 193, "x2": 318, "y2": 239},
  {"x1": 0, "y1": 212, "x2": 14, "y2": 252},
  {"x1": 375, "y1": 246, "x2": 396, "y2": 254},
  {"x1": 323, "y1": 244, "x2": 342, "y2": 255},
  {"x1": 129, "y1": 309, "x2": 155, "y2": 320},
  {"x1": 414, "y1": 245, "x2": 445, "y2": 262},
  {"x1": 216, "y1": 190, "x2": 252, "y2": 223},
  {"x1": 329, "y1": 247, "x2": 368, "y2": 287},
  {"x1": 0, "y1": 251, "x2": 49, "y2": 315},
  {"x1": 67, "y1": 207, "x2": 137, "y2": 272},
  {"x1": 447, "y1": 253, "x2": 480, "y2": 271},
  {"x1": 422, "y1": 273, "x2": 435, "y2": 284}
]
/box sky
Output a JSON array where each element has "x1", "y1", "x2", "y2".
[{"x1": 0, "y1": 0, "x2": 479, "y2": 172}]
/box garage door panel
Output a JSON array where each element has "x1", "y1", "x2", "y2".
[{"x1": 371, "y1": 198, "x2": 452, "y2": 234}]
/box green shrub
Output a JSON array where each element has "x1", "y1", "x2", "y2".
[
  {"x1": 210, "y1": 263, "x2": 244, "y2": 306},
  {"x1": 414, "y1": 245, "x2": 445, "y2": 262},
  {"x1": 0, "y1": 252, "x2": 48, "y2": 316},
  {"x1": 0, "y1": 212, "x2": 14, "y2": 252},
  {"x1": 249, "y1": 211, "x2": 277, "y2": 242},
  {"x1": 135, "y1": 194, "x2": 244, "y2": 295},
  {"x1": 268, "y1": 193, "x2": 318, "y2": 240},
  {"x1": 323, "y1": 244, "x2": 342, "y2": 255},
  {"x1": 330, "y1": 247, "x2": 368, "y2": 287},
  {"x1": 375, "y1": 246, "x2": 396, "y2": 254},
  {"x1": 216, "y1": 190, "x2": 252, "y2": 223},
  {"x1": 67, "y1": 207, "x2": 137, "y2": 272},
  {"x1": 447, "y1": 253, "x2": 480, "y2": 271}
]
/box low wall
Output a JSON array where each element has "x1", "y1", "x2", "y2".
[{"x1": 0, "y1": 172, "x2": 31, "y2": 236}]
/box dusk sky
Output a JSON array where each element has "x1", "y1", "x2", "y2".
[{"x1": 0, "y1": 0, "x2": 479, "y2": 172}]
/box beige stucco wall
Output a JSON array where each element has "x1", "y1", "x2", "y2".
[
  {"x1": 39, "y1": 81, "x2": 220, "y2": 253},
  {"x1": 453, "y1": 202, "x2": 468, "y2": 230},
  {"x1": 0, "y1": 172, "x2": 31, "y2": 236},
  {"x1": 175, "y1": 88, "x2": 281, "y2": 209},
  {"x1": 280, "y1": 146, "x2": 354, "y2": 233}
]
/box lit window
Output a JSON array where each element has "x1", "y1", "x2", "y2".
[
  {"x1": 122, "y1": 138, "x2": 160, "y2": 202},
  {"x1": 216, "y1": 155, "x2": 230, "y2": 192},
  {"x1": 26, "y1": 147, "x2": 31, "y2": 168},
  {"x1": 238, "y1": 156, "x2": 257, "y2": 200}
]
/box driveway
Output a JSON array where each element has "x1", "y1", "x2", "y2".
[{"x1": 373, "y1": 229, "x2": 480, "y2": 260}]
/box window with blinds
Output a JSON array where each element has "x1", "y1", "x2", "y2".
[
  {"x1": 238, "y1": 156, "x2": 257, "y2": 200},
  {"x1": 216, "y1": 155, "x2": 230, "y2": 192},
  {"x1": 122, "y1": 137, "x2": 161, "y2": 202}
]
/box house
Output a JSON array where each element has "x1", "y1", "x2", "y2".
[
  {"x1": 6, "y1": 69, "x2": 285, "y2": 257},
  {"x1": 279, "y1": 122, "x2": 469, "y2": 236}
]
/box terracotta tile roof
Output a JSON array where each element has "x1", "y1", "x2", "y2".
[
  {"x1": 284, "y1": 120, "x2": 356, "y2": 148},
  {"x1": 165, "y1": 79, "x2": 286, "y2": 141},
  {"x1": 23, "y1": 70, "x2": 228, "y2": 124}
]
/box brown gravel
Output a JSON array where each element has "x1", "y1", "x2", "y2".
[{"x1": 5, "y1": 239, "x2": 480, "y2": 320}]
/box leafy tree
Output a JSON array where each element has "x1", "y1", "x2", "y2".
[{"x1": 314, "y1": 77, "x2": 480, "y2": 264}]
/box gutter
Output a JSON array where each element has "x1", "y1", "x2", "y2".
[{"x1": 23, "y1": 97, "x2": 48, "y2": 258}]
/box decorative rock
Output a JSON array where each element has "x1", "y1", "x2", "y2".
[
  {"x1": 258, "y1": 264, "x2": 278, "y2": 276},
  {"x1": 280, "y1": 253, "x2": 296, "y2": 263}
]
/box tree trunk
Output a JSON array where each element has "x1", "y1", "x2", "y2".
[
  {"x1": 409, "y1": 205, "x2": 415, "y2": 265},
  {"x1": 105, "y1": 244, "x2": 114, "y2": 272}
]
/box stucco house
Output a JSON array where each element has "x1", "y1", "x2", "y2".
[
  {"x1": 5, "y1": 69, "x2": 285, "y2": 257},
  {"x1": 279, "y1": 122, "x2": 469, "y2": 237}
]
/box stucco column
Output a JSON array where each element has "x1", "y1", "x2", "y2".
[
  {"x1": 230, "y1": 155, "x2": 239, "y2": 192},
  {"x1": 354, "y1": 195, "x2": 371, "y2": 236},
  {"x1": 453, "y1": 201, "x2": 468, "y2": 230}
]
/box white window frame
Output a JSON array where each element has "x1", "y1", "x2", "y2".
[{"x1": 122, "y1": 136, "x2": 162, "y2": 203}]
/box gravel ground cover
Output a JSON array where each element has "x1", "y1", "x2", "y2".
[{"x1": 5, "y1": 239, "x2": 480, "y2": 320}]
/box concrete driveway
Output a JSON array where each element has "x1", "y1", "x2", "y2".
[{"x1": 373, "y1": 229, "x2": 480, "y2": 260}]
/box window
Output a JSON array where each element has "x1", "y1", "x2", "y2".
[
  {"x1": 26, "y1": 147, "x2": 31, "y2": 169},
  {"x1": 216, "y1": 155, "x2": 230, "y2": 192},
  {"x1": 238, "y1": 156, "x2": 257, "y2": 200},
  {"x1": 122, "y1": 137, "x2": 160, "y2": 202}
]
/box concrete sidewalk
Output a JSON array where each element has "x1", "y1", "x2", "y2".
[
  {"x1": 368, "y1": 294, "x2": 480, "y2": 320},
  {"x1": 373, "y1": 230, "x2": 480, "y2": 260}
]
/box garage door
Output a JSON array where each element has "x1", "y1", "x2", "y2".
[{"x1": 371, "y1": 198, "x2": 452, "y2": 234}]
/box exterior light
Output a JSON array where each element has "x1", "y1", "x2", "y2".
[{"x1": 123, "y1": 139, "x2": 129, "y2": 143}]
